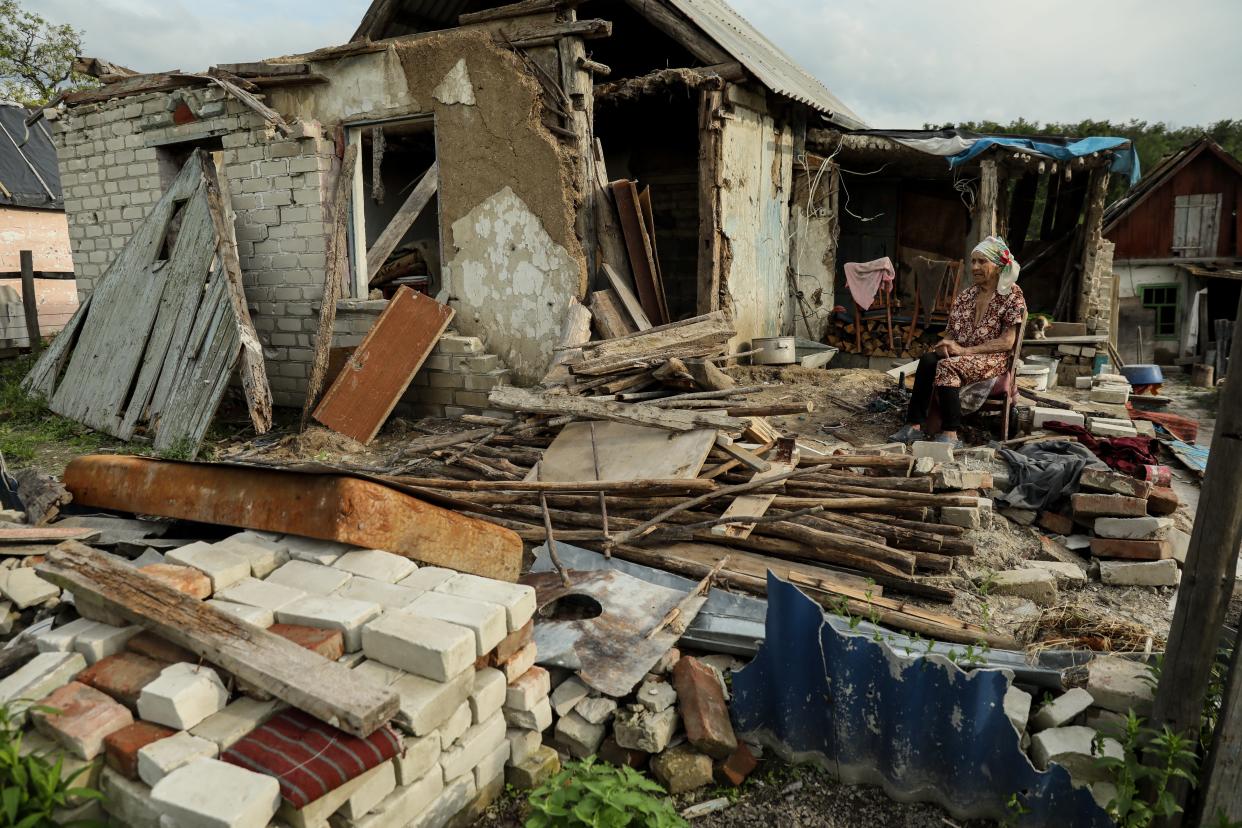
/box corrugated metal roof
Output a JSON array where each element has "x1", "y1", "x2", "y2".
[
  {"x1": 0, "y1": 103, "x2": 61, "y2": 210},
  {"x1": 663, "y1": 0, "x2": 866, "y2": 128}
]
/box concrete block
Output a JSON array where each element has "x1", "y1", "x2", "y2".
[
  {"x1": 76, "y1": 651, "x2": 166, "y2": 711},
  {"x1": 1000, "y1": 507, "x2": 1037, "y2": 526},
  {"x1": 475, "y1": 740, "x2": 509, "y2": 792},
  {"x1": 1100, "y1": 559, "x2": 1180, "y2": 587},
  {"x1": 651, "y1": 744, "x2": 714, "y2": 794},
  {"x1": 0, "y1": 567, "x2": 59, "y2": 608},
  {"x1": 395, "y1": 732, "x2": 441, "y2": 785},
  {"x1": 989, "y1": 569, "x2": 1058, "y2": 606},
  {"x1": 1004, "y1": 686, "x2": 1031, "y2": 735},
  {"x1": 274, "y1": 595, "x2": 381, "y2": 652},
  {"x1": 1089, "y1": 385, "x2": 1129, "y2": 405},
  {"x1": 362, "y1": 610, "x2": 474, "y2": 681},
  {"x1": 1030, "y1": 726, "x2": 1121, "y2": 784},
  {"x1": 150, "y1": 757, "x2": 280, "y2": 828},
  {"x1": 507, "y1": 744, "x2": 560, "y2": 789},
  {"x1": 189, "y1": 697, "x2": 283, "y2": 750},
  {"x1": 1087, "y1": 657, "x2": 1154, "y2": 715},
  {"x1": 398, "y1": 566, "x2": 456, "y2": 592},
  {"x1": 1024, "y1": 560, "x2": 1087, "y2": 586},
  {"x1": 940, "y1": 506, "x2": 984, "y2": 529},
  {"x1": 1080, "y1": 467, "x2": 1152, "y2": 499},
  {"x1": 439, "y1": 700, "x2": 472, "y2": 750},
  {"x1": 469, "y1": 667, "x2": 506, "y2": 724},
  {"x1": 74, "y1": 622, "x2": 141, "y2": 665},
  {"x1": 1090, "y1": 537, "x2": 1172, "y2": 561},
  {"x1": 351, "y1": 763, "x2": 443, "y2": 828},
  {"x1": 37, "y1": 618, "x2": 103, "y2": 653},
  {"x1": 165, "y1": 541, "x2": 251, "y2": 591},
  {"x1": 207, "y1": 600, "x2": 275, "y2": 627},
  {"x1": 215, "y1": 576, "x2": 305, "y2": 611},
  {"x1": 436, "y1": 335, "x2": 484, "y2": 355},
  {"x1": 282, "y1": 536, "x2": 355, "y2": 565},
  {"x1": 407, "y1": 591, "x2": 506, "y2": 657},
  {"x1": 101, "y1": 766, "x2": 164, "y2": 828},
  {"x1": 1169, "y1": 528, "x2": 1191, "y2": 563},
  {"x1": 506, "y1": 727, "x2": 541, "y2": 766},
  {"x1": 337, "y1": 758, "x2": 397, "y2": 821},
  {"x1": 276, "y1": 758, "x2": 394, "y2": 828},
  {"x1": 1031, "y1": 687, "x2": 1094, "y2": 731},
  {"x1": 637, "y1": 679, "x2": 677, "y2": 713},
  {"x1": 335, "y1": 576, "x2": 422, "y2": 609},
  {"x1": 614, "y1": 704, "x2": 679, "y2": 754},
  {"x1": 556, "y1": 711, "x2": 606, "y2": 759},
  {"x1": 440, "y1": 711, "x2": 506, "y2": 781},
  {"x1": 1075, "y1": 375, "x2": 1094, "y2": 389},
  {"x1": 1094, "y1": 516, "x2": 1173, "y2": 540},
  {"x1": 576, "y1": 696, "x2": 618, "y2": 725},
  {"x1": 214, "y1": 532, "x2": 289, "y2": 578},
  {"x1": 104, "y1": 721, "x2": 176, "y2": 780},
  {"x1": 1071, "y1": 493, "x2": 1147, "y2": 519},
  {"x1": 139, "y1": 564, "x2": 212, "y2": 598},
  {"x1": 333, "y1": 549, "x2": 418, "y2": 584},
  {"x1": 1090, "y1": 421, "x2": 1138, "y2": 438},
  {"x1": 912, "y1": 441, "x2": 953, "y2": 463},
  {"x1": 266, "y1": 560, "x2": 352, "y2": 595},
  {"x1": 32, "y1": 681, "x2": 134, "y2": 759},
  {"x1": 503, "y1": 696, "x2": 552, "y2": 732},
  {"x1": 435, "y1": 573, "x2": 536, "y2": 632},
  {"x1": 0, "y1": 652, "x2": 87, "y2": 713},
  {"x1": 1033, "y1": 407, "x2": 1084, "y2": 428},
  {"x1": 353, "y1": 660, "x2": 474, "y2": 737},
  {"x1": 138, "y1": 662, "x2": 229, "y2": 730},
  {"x1": 410, "y1": 772, "x2": 475, "y2": 828},
  {"x1": 504, "y1": 666, "x2": 550, "y2": 711},
  {"x1": 138, "y1": 731, "x2": 219, "y2": 787},
  {"x1": 550, "y1": 675, "x2": 590, "y2": 717}
]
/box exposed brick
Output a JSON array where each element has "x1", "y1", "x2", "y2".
[
  {"x1": 1147, "y1": 486, "x2": 1179, "y2": 516},
  {"x1": 126, "y1": 631, "x2": 193, "y2": 664},
  {"x1": 671, "y1": 657, "x2": 736, "y2": 760},
  {"x1": 138, "y1": 564, "x2": 212, "y2": 599},
  {"x1": 268, "y1": 623, "x2": 344, "y2": 660},
  {"x1": 104, "y1": 721, "x2": 176, "y2": 780},
  {"x1": 1079, "y1": 467, "x2": 1152, "y2": 500},
  {"x1": 597, "y1": 736, "x2": 649, "y2": 769},
  {"x1": 492, "y1": 619, "x2": 533, "y2": 664},
  {"x1": 1089, "y1": 537, "x2": 1172, "y2": 561},
  {"x1": 1070, "y1": 493, "x2": 1147, "y2": 519},
  {"x1": 716, "y1": 742, "x2": 757, "y2": 786},
  {"x1": 33, "y1": 681, "x2": 134, "y2": 760},
  {"x1": 76, "y1": 652, "x2": 167, "y2": 711},
  {"x1": 1037, "y1": 511, "x2": 1074, "y2": 536}
]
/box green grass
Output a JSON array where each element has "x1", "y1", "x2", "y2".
[{"x1": 0, "y1": 353, "x2": 120, "y2": 464}]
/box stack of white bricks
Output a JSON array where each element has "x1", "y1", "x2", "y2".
[{"x1": 11, "y1": 532, "x2": 555, "y2": 828}]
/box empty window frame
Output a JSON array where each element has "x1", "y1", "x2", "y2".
[
  {"x1": 345, "y1": 116, "x2": 440, "y2": 299},
  {"x1": 1141, "y1": 283, "x2": 1179, "y2": 340}
]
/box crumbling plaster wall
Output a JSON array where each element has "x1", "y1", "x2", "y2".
[
  {"x1": 273, "y1": 30, "x2": 587, "y2": 384},
  {"x1": 717, "y1": 85, "x2": 793, "y2": 349}
]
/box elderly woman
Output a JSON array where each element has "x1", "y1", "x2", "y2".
[{"x1": 889, "y1": 236, "x2": 1026, "y2": 448}]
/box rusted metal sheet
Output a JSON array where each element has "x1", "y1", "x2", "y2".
[
  {"x1": 313, "y1": 286, "x2": 454, "y2": 444},
  {"x1": 62, "y1": 455, "x2": 523, "y2": 581},
  {"x1": 524, "y1": 567, "x2": 705, "y2": 697}
]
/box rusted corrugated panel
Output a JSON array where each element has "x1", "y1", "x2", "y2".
[
  {"x1": 313, "y1": 286, "x2": 454, "y2": 444},
  {"x1": 663, "y1": 0, "x2": 866, "y2": 128},
  {"x1": 62, "y1": 456, "x2": 523, "y2": 581}
]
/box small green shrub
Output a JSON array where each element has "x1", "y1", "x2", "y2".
[
  {"x1": 526, "y1": 757, "x2": 687, "y2": 828},
  {"x1": 1096, "y1": 711, "x2": 1198, "y2": 827},
  {"x1": 0, "y1": 700, "x2": 105, "y2": 826}
]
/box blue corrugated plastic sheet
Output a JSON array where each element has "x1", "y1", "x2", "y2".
[{"x1": 731, "y1": 574, "x2": 1112, "y2": 826}]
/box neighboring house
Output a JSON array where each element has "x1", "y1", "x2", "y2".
[
  {"x1": 0, "y1": 101, "x2": 77, "y2": 349},
  {"x1": 1103, "y1": 137, "x2": 1242, "y2": 365}
]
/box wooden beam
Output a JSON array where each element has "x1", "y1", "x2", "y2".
[
  {"x1": 488, "y1": 385, "x2": 748, "y2": 432},
  {"x1": 37, "y1": 542, "x2": 400, "y2": 737},
  {"x1": 18, "y1": 251, "x2": 40, "y2": 353},
  {"x1": 503, "y1": 19, "x2": 612, "y2": 48},
  {"x1": 697, "y1": 88, "x2": 723, "y2": 313},
  {"x1": 459, "y1": 0, "x2": 580, "y2": 25},
  {"x1": 64, "y1": 73, "x2": 203, "y2": 104},
  {"x1": 214, "y1": 62, "x2": 309, "y2": 77},
  {"x1": 366, "y1": 161, "x2": 438, "y2": 282}
]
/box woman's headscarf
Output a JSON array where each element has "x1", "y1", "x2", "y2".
[{"x1": 972, "y1": 235, "x2": 1021, "y2": 295}]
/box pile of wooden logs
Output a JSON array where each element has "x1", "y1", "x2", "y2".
[{"x1": 824, "y1": 316, "x2": 942, "y2": 359}]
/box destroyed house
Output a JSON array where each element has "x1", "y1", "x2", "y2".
[{"x1": 46, "y1": 0, "x2": 868, "y2": 411}]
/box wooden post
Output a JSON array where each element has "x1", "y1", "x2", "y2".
[
  {"x1": 696, "y1": 87, "x2": 724, "y2": 315},
  {"x1": 1076, "y1": 167, "x2": 1109, "y2": 322},
  {"x1": 970, "y1": 159, "x2": 999, "y2": 257},
  {"x1": 1153, "y1": 289, "x2": 1242, "y2": 824},
  {"x1": 19, "y1": 250, "x2": 41, "y2": 353},
  {"x1": 557, "y1": 25, "x2": 596, "y2": 287}
]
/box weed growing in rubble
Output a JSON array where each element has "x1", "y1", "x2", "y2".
[
  {"x1": 0, "y1": 352, "x2": 114, "y2": 464},
  {"x1": 999, "y1": 792, "x2": 1031, "y2": 826},
  {"x1": 0, "y1": 700, "x2": 104, "y2": 827},
  {"x1": 526, "y1": 757, "x2": 687, "y2": 828},
  {"x1": 1096, "y1": 712, "x2": 1198, "y2": 827}
]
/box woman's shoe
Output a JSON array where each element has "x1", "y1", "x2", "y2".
[{"x1": 888, "y1": 424, "x2": 922, "y2": 444}]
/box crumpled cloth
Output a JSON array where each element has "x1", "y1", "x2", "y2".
[
  {"x1": 1126, "y1": 404, "x2": 1198, "y2": 443},
  {"x1": 844, "y1": 257, "x2": 895, "y2": 311},
  {"x1": 997, "y1": 439, "x2": 1098, "y2": 511},
  {"x1": 1042, "y1": 422, "x2": 1160, "y2": 477}
]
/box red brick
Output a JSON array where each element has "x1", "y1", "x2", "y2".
[
  {"x1": 597, "y1": 736, "x2": 648, "y2": 769},
  {"x1": 1037, "y1": 511, "x2": 1074, "y2": 536},
  {"x1": 139, "y1": 563, "x2": 213, "y2": 599},
  {"x1": 269, "y1": 623, "x2": 344, "y2": 660},
  {"x1": 715, "y1": 742, "x2": 758, "y2": 786},
  {"x1": 494, "y1": 619, "x2": 534, "y2": 663},
  {"x1": 1090, "y1": 537, "x2": 1172, "y2": 561},
  {"x1": 126, "y1": 631, "x2": 193, "y2": 664},
  {"x1": 32, "y1": 682, "x2": 133, "y2": 760},
  {"x1": 1079, "y1": 468, "x2": 1153, "y2": 500},
  {"x1": 103, "y1": 721, "x2": 176, "y2": 779},
  {"x1": 671, "y1": 657, "x2": 737, "y2": 760},
  {"x1": 1148, "y1": 486, "x2": 1179, "y2": 516},
  {"x1": 76, "y1": 652, "x2": 167, "y2": 711},
  {"x1": 1071, "y1": 493, "x2": 1147, "y2": 519}
]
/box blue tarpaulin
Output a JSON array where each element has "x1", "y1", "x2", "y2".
[{"x1": 948, "y1": 136, "x2": 1141, "y2": 185}]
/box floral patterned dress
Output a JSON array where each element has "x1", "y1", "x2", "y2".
[{"x1": 934, "y1": 284, "x2": 1027, "y2": 388}]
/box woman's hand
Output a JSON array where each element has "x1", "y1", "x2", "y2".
[{"x1": 935, "y1": 339, "x2": 964, "y2": 357}]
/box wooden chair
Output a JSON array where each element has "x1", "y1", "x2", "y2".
[{"x1": 974, "y1": 311, "x2": 1028, "y2": 440}]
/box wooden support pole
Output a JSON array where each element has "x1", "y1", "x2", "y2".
[
  {"x1": 1176, "y1": 291, "x2": 1242, "y2": 824},
  {"x1": 19, "y1": 250, "x2": 40, "y2": 353}
]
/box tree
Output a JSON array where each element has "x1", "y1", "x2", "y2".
[{"x1": 0, "y1": 0, "x2": 97, "y2": 107}]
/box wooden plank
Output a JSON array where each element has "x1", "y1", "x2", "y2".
[
  {"x1": 313, "y1": 287, "x2": 455, "y2": 443},
  {"x1": 365, "y1": 161, "x2": 438, "y2": 282},
  {"x1": 214, "y1": 61, "x2": 309, "y2": 77},
  {"x1": 592, "y1": 143, "x2": 638, "y2": 301},
  {"x1": 588, "y1": 289, "x2": 635, "y2": 339},
  {"x1": 713, "y1": 434, "x2": 770, "y2": 473},
  {"x1": 539, "y1": 421, "x2": 715, "y2": 482},
  {"x1": 37, "y1": 542, "x2": 399, "y2": 737},
  {"x1": 611, "y1": 180, "x2": 665, "y2": 325},
  {"x1": 488, "y1": 385, "x2": 748, "y2": 432},
  {"x1": 696, "y1": 87, "x2": 723, "y2": 313},
  {"x1": 303, "y1": 144, "x2": 359, "y2": 428},
  {"x1": 637, "y1": 186, "x2": 669, "y2": 324},
  {"x1": 0, "y1": 526, "x2": 99, "y2": 544},
  {"x1": 18, "y1": 251, "x2": 40, "y2": 353},
  {"x1": 541, "y1": 296, "x2": 592, "y2": 386},
  {"x1": 458, "y1": 0, "x2": 578, "y2": 25},
  {"x1": 710, "y1": 493, "x2": 776, "y2": 539},
  {"x1": 600, "y1": 263, "x2": 651, "y2": 331}
]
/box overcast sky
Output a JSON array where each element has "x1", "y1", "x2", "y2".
[{"x1": 27, "y1": 0, "x2": 1242, "y2": 128}]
